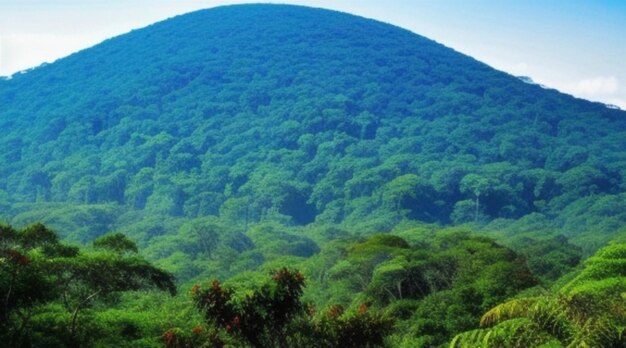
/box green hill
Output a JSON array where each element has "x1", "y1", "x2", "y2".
[
  {"x1": 1, "y1": 3, "x2": 625, "y2": 251},
  {"x1": 2, "y1": 4, "x2": 626, "y2": 347}
]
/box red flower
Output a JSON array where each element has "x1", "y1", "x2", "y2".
[
  {"x1": 211, "y1": 280, "x2": 222, "y2": 292},
  {"x1": 6, "y1": 250, "x2": 29, "y2": 266},
  {"x1": 162, "y1": 329, "x2": 176, "y2": 345},
  {"x1": 358, "y1": 303, "x2": 368, "y2": 314},
  {"x1": 17, "y1": 255, "x2": 29, "y2": 266},
  {"x1": 231, "y1": 315, "x2": 240, "y2": 328},
  {"x1": 328, "y1": 305, "x2": 343, "y2": 319}
]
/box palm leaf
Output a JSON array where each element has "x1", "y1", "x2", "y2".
[
  {"x1": 451, "y1": 318, "x2": 557, "y2": 348},
  {"x1": 480, "y1": 297, "x2": 542, "y2": 327}
]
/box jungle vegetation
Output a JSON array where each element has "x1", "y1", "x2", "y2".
[{"x1": 1, "y1": 4, "x2": 625, "y2": 347}]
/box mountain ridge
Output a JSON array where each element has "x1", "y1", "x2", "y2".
[
  {"x1": 2, "y1": 5, "x2": 626, "y2": 347},
  {"x1": 0, "y1": 4, "x2": 624, "y2": 248},
  {"x1": 2, "y1": 4, "x2": 619, "y2": 113}
]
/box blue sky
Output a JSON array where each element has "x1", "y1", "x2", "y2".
[{"x1": 1, "y1": 0, "x2": 625, "y2": 108}]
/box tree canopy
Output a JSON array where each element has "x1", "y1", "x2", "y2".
[
  {"x1": 0, "y1": 223, "x2": 175, "y2": 347},
  {"x1": 0, "y1": 4, "x2": 624, "y2": 347}
]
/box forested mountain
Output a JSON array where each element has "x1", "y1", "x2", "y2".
[
  {"x1": 1, "y1": 4, "x2": 626, "y2": 347},
  {"x1": 1, "y1": 4, "x2": 624, "y2": 242}
]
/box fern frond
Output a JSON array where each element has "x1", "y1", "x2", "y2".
[
  {"x1": 449, "y1": 328, "x2": 490, "y2": 348},
  {"x1": 530, "y1": 297, "x2": 572, "y2": 342},
  {"x1": 567, "y1": 316, "x2": 620, "y2": 348},
  {"x1": 451, "y1": 318, "x2": 557, "y2": 348},
  {"x1": 480, "y1": 297, "x2": 541, "y2": 327}
]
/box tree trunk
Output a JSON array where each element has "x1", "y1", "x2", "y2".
[
  {"x1": 474, "y1": 194, "x2": 480, "y2": 222},
  {"x1": 69, "y1": 290, "x2": 101, "y2": 348}
]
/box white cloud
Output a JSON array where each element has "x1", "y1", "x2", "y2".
[
  {"x1": 568, "y1": 76, "x2": 619, "y2": 96},
  {"x1": 510, "y1": 62, "x2": 531, "y2": 75},
  {"x1": 604, "y1": 98, "x2": 626, "y2": 110},
  {"x1": 0, "y1": 33, "x2": 111, "y2": 76},
  {"x1": 549, "y1": 76, "x2": 626, "y2": 109}
]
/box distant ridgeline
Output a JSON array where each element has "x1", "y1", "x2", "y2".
[{"x1": 0, "y1": 4, "x2": 625, "y2": 250}]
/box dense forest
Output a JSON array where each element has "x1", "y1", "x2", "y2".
[{"x1": 1, "y1": 4, "x2": 626, "y2": 347}]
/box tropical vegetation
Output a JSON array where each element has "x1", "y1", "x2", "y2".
[{"x1": 0, "y1": 4, "x2": 625, "y2": 347}]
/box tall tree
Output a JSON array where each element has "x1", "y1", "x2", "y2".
[{"x1": 0, "y1": 224, "x2": 176, "y2": 348}]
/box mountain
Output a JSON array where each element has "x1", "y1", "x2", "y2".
[
  {"x1": 0, "y1": 4, "x2": 625, "y2": 250},
  {"x1": 3, "y1": 5, "x2": 626, "y2": 347}
]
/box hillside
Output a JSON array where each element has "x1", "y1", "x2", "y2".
[
  {"x1": 2, "y1": 5, "x2": 625, "y2": 249},
  {"x1": 2, "y1": 4, "x2": 626, "y2": 347}
]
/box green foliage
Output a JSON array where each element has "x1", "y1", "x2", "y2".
[
  {"x1": 166, "y1": 268, "x2": 393, "y2": 348},
  {"x1": 0, "y1": 4, "x2": 622, "y2": 250},
  {"x1": 0, "y1": 223, "x2": 175, "y2": 347},
  {"x1": 300, "y1": 230, "x2": 537, "y2": 346},
  {"x1": 195, "y1": 268, "x2": 306, "y2": 347},
  {"x1": 0, "y1": 4, "x2": 624, "y2": 347},
  {"x1": 451, "y1": 242, "x2": 626, "y2": 347},
  {"x1": 302, "y1": 304, "x2": 394, "y2": 348},
  {"x1": 93, "y1": 232, "x2": 139, "y2": 254},
  {"x1": 514, "y1": 235, "x2": 582, "y2": 284}
]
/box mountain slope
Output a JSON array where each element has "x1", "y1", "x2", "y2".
[{"x1": 0, "y1": 4, "x2": 624, "y2": 246}]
